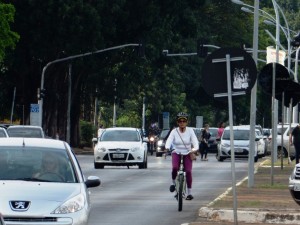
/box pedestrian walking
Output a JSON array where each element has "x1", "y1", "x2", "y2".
[
  {"x1": 200, "y1": 124, "x2": 211, "y2": 161},
  {"x1": 290, "y1": 123, "x2": 300, "y2": 164}
]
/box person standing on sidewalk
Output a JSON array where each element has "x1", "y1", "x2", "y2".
[
  {"x1": 290, "y1": 123, "x2": 300, "y2": 164},
  {"x1": 200, "y1": 124, "x2": 211, "y2": 161}
]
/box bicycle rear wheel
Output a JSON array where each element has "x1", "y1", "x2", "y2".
[{"x1": 178, "y1": 174, "x2": 184, "y2": 211}]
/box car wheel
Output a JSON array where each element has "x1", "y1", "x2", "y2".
[
  {"x1": 139, "y1": 155, "x2": 147, "y2": 169},
  {"x1": 94, "y1": 162, "x2": 104, "y2": 169},
  {"x1": 156, "y1": 152, "x2": 162, "y2": 157},
  {"x1": 254, "y1": 155, "x2": 258, "y2": 162},
  {"x1": 277, "y1": 146, "x2": 288, "y2": 158}
]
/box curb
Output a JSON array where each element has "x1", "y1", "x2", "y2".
[{"x1": 199, "y1": 207, "x2": 300, "y2": 224}]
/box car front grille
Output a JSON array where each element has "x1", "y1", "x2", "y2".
[{"x1": 5, "y1": 217, "x2": 57, "y2": 222}]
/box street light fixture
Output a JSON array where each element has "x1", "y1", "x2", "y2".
[{"x1": 38, "y1": 43, "x2": 142, "y2": 132}]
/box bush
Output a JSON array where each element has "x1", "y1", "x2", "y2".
[{"x1": 80, "y1": 120, "x2": 95, "y2": 147}]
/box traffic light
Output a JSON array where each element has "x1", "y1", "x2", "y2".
[
  {"x1": 38, "y1": 88, "x2": 46, "y2": 100},
  {"x1": 197, "y1": 39, "x2": 208, "y2": 58},
  {"x1": 291, "y1": 32, "x2": 300, "y2": 47}
]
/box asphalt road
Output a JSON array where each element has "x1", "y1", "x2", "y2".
[{"x1": 77, "y1": 153, "x2": 250, "y2": 225}]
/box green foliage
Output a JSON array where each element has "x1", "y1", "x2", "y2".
[
  {"x1": 79, "y1": 120, "x2": 95, "y2": 147},
  {"x1": 0, "y1": 2, "x2": 19, "y2": 62},
  {"x1": 1, "y1": 0, "x2": 298, "y2": 144}
]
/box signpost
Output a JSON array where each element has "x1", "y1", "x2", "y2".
[
  {"x1": 30, "y1": 104, "x2": 40, "y2": 126},
  {"x1": 202, "y1": 47, "x2": 257, "y2": 225}
]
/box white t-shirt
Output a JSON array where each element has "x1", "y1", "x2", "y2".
[{"x1": 165, "y1": 127, "x2": 199, "y2": 154}]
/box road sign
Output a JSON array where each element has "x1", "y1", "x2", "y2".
[
  {"x1": 202, "y1": 47, "x2": 257, "y2": 99},
  {"x1": 30, "y1": 104, "x2": 40, "y2": 126},
  {"x1": 258, "y1": 62, "x2": 290, "y2": 96}
]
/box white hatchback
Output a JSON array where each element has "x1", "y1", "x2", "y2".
[
  {"x1": 93, "y1": 127, "x2": 148, "y2": 169},
  {"x1": 216, "y1": 125, "x2": 265, "y2": 162}
]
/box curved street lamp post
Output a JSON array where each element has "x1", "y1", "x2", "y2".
[{"x1": 39, "y1": 43, "x2": 141, "y2": 142}]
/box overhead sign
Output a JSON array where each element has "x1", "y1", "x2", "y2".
[{"x1": 202, "y1": 47, "x2": 257, "y2": 99}]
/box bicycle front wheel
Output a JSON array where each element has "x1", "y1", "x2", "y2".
[{"x1": 178, "y1": 174, "x2": 184, "y2": 211}]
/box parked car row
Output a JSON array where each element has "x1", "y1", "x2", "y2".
[
  {"x1": 0, "y1": 125, "x2": 45, "y2": 138},
  {"x1": 267, "y1": 123, "x2": 298, "y2": 158}
]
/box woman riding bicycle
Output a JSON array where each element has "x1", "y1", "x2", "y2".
[{"x1": 165, "y1": 112, "x2": 199, "y2": 200}]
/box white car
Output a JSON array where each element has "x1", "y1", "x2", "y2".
[
  {"x1": 0, "y1": 128, "x2": 8, "y2": 138},
  {"x1": 216, "y1": 125, "x2": 265, "y2": 162},
  {"x1": 6, "y1": 125, "x2": 45, "y2": 138},
  {"x1": 289, "y1": 163, "x2": 300, "y2": 206},
  {"x1": 267, "y1": 123, "x2": 298, "y2": 157},
  {"x1": 0, "y1": 138, "x2": 100, "y2": 225},
  {"x1": 93, "y1": 127, "x2": 148, "y2": 169},
  {"x1": 0, "y1": 213, "x2": 5, "y2": 225}
]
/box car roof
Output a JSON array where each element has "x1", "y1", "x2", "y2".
[
  {"x1": 104, "y1": 127, "x2": 139, "y2": 131},
  {"x1": 0, "y1": 138, "x2": 66, "y2": 149},
  {"x1": 224, "y1": 125, "x2": 260, "y2": 130}
]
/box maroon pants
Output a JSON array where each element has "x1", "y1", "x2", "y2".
[{"x1": 171, "y1": 152, "x2": 193, "y2": 188}]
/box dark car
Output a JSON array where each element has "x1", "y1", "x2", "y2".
[
  {"x1": 208, "y1": 127, "x2": 218, "y2": 153},
  {"x1": 156, "y1": 129, "x2": 171, "y2": 157}
]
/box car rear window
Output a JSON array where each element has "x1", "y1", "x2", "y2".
[{"x1": 7, "y1": 127, "x2": 44, "y2": 138}]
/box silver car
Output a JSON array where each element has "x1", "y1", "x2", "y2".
[
  {"x1": 0, "y1": 128, "x2": 8, "y2": 138},
  {"x1": 6, "y1": 125, "x2": 45, "y2": 138},
  {"x1": 0, "y1": 138, "x2": 100, "y2": 225}
]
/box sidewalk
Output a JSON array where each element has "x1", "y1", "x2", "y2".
[{"x1": 188, "y1": 157, "x2": 300, "y2": 224}]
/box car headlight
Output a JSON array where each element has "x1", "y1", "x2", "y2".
[
  {"x1": 221, "y1": 143, "x2": 230, "y2": 148},
  {"x1": 157, "y1": 140, "x2": 163, "y2": 146},
  {"x1": 98, "y1": 147, "x2": 106, "y2": 152},
  {"x1": 52, "y1": 194, "x2": 85, "y2": 214},
  {"x1": 131, "y1": 147, "x2": 140, "y2": 152}
]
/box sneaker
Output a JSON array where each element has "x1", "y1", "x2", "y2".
[
  {"x1": 186, "y1": 194, "x2": 194, "y2": 200},
  {"x1": 169, "y1": 184, "x2": 175, "y2": 192}
]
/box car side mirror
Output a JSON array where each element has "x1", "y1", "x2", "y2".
[
  {"x1": 92, "y1": 137, "x2": 98, "y2": 143},
  {"x1": 255, "y1": 137, "x2": 260, "y2": 141}
]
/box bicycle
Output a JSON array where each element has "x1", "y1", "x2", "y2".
[
  {"x1": 175, "y1": 152, "x2": 186, "y2": 211},
  {"x1": 169, "y1": 149, "x2": 196, "y2": 211}
]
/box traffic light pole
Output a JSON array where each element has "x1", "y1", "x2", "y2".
[{"x1": 38, "y1": 43, "x2": 141, "y2": 129}]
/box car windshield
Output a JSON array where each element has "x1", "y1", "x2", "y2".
[
  {"x1": 101, "y1": 130, "x2": 140, "y2": 142},
  {"x1": 209, "y1": 128, "x2": 218, "y2": 137},
  {"x1": 0, "y1": 147, "x2": 77, "y2": 183},
  {"x1": 7, "y1": 127, "x2": 44, "y2": 138},
  {"x1": 159, "y1": 130, "x2": 169, "y2": 139},
  {"x1": 222, "y1": 130, "x2": 250, "y2": 140},
  {"x1": 277, "y1": 127, "x2": 288, "y2": 135},
  {"x1": 0, "y1": 130, "x2": 7, "y2": 137}
]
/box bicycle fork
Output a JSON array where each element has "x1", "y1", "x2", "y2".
[{"x1": 176, "y1": 170, "x2": 186, "y2": 198}]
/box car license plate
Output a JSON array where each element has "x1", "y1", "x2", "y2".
[
  {"x1": 294, "y1": 184, "x2": 300, "y2": 191},
  {"x1": 113, "y1": 153, "x2": 124, "y2": 158},
  {"x1": 235, "y1": 148, "x2": 243, "y2": 153}
]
